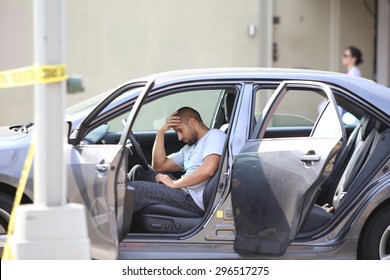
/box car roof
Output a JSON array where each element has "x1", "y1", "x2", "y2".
[{"x1": 142, "y1": 67, "x2": 390, "y2": 115}]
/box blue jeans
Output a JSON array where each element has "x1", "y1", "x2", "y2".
[{"x1": 127, "y1": 165, "x2": 204, "y2": 216}]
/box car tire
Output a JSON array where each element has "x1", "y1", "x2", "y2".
[
  {"x1": 0, "y1": 192, "x2": 14, "y2": 234},
  {"x1": 359, "y1": 205, "x2": 390, "y2": 260}
]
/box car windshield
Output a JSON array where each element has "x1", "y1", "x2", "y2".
[{"x1": 65, "y1": 90, "x2": 111, "y2": 120}]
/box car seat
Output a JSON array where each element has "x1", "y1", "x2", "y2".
[
  {"x1": 219, "y1": 92, "x2": 235, "y2": 132},
  {"x1": 136, "y1": 164, "x2": 222, "y2": 233},
  {"x1": 298, "y1": 115, "x2": 382, "y2": 234}
]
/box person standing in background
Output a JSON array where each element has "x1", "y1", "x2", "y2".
[
  {"x1": 339, "y1": 46, "x2": 362, "y2": 125},
  {"x1": 341, "y1": 46, "x2": 363, "y2": 77}
]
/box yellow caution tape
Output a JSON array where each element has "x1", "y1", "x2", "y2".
[
  {"x1": 0, "y1": 64, "x2": 67, "y2": 88},
  {"x1": 2, "y1": 141, "x2": 35, "y2": 260}
]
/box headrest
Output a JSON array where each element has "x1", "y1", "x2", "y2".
[
  {"x1": 223, "y1": 93, "x2": 235, "y2": 122},
  {"x1": 375, "y1": 120, "x2": 386, "y2": 133},
  {"x1": 360, "y1": 115, "x2": 376, "y2": 139}
]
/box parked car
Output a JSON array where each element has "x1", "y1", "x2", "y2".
[{"x1": 0, "y1": 68, "x2": 389, "y2": 260}]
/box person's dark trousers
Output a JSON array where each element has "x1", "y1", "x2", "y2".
[{"x1": 127, "y1": 165, "x2": 204, "y2": 215}]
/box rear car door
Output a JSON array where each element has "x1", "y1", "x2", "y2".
[
  {"x1": 67, "y1": 80, "x2": 154, "y2": 259},
  {"x1": 231, "y1": 81, "x2": 345, "y2": 256}
]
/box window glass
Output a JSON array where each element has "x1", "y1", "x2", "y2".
[
  {"x1": 84, "y1": 88, "x2": 229, "y2": 144},
  {"x1": 269, "y1": 89, "x2": 325, "y2": 128},
  {"x1": 106, "y1": 111, "x2": 128, "y2": 133},
  {"x1": 254, "y1": 87, "x2": 275, "y2": 123},
  {"x1": 312, "y1": 101, "x2": 343, "y2": 138},
  {"x1": 258, "y1": 87, "x2": 338, "y2": 139},
  {"x1": 66, "y1": 91, "x2": 110, "y2": 119},
  {"x1": 132, "y1": 89, "x2": 222, "y2": 132},
  {"x1": 82, "y1": 86, "x2": 142, "y2": 144}
]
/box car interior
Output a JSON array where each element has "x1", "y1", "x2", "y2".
[
  {"x1": 297, "y1": 98, "x2": 390, "y2": 236},
  {"x1": 129, "y1": 90, "x2": 237, "y2": 233}
]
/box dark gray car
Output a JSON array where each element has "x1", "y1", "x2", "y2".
[{"x1": 1, "y1": 68, "x2": 389, "y2": 260}]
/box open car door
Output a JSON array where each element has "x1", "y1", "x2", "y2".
[
  {"x1": 67, "y1": 80, "x2": 154, "y2": 259},
  {"x1": 231, "y1": 81, "x2": 345, "y2": 256}
]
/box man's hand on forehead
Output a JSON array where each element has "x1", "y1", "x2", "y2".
[
  {"x1": 168, "y1": 111, "x2": 180, "y2": 128},
  {"x1": 158, "y1": 111, "x2": 181, "y2": 133}
]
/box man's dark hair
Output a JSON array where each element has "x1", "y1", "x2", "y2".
[{"x1": 176, "y1": 107, "x2": 203, "y2": 124}]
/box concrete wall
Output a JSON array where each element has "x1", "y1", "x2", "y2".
[
  {"x1": 0, "y1": 0, "x2": 383, "y2": 127},
  {"x1": 1, "y1": 0, "x2": 263, "y2": 126},
  {"x1": 273, "y1": 0, "x2": 332, "y2": 70},
  {"x1": 273, "y1": 0, "x2": 376, "y2": 79},
  {"x1": 0, "y1": 0, "x2": 33, "y2": 126},
  {"x1": 66, "y1": 0, "x2": 262, "y2": 106}
]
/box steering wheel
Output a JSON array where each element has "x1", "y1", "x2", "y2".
[{"x1": 128, "y1": 131, "x2": 149, "y2": 170}]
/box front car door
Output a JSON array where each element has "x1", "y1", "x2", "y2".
[
  {"x1": 66, "y1": 80, "x2": 154, "y2": 259},
  {"x1": 232, "y1": 81, "x2": 345, "y2": 256}
]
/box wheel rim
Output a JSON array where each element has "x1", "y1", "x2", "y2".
[{"x1": 379, "y1": 225, "x2": 390, "y2": 260}]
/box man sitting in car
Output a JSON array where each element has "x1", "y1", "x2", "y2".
[{"x1": 128, "y1": 106, "x2": 226, "y2": 215}]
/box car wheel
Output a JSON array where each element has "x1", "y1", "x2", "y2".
[
  {"x1": 0, "y1": 192, "x2": 14, "y2": 234},
  {"x1": 359, "y1": 205, "x2": 390, "y2": 260}
]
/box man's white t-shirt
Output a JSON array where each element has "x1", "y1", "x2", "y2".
[{"x1": 169, "y1": 129, "x2": 226, "y2": 210}]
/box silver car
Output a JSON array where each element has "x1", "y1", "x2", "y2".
[{"x1": 0, "y1": 68, "x2": 389, "y2": 259}]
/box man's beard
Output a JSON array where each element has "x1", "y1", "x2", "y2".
[{"x1": 185, "y1": 129, "x2": 198, "y2": 146}]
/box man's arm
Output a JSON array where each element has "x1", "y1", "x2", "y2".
[
  {"x1": 156, "y1": 154, "x2": 220, "y2": 188},
  {"x1": 152, "y1": 112, "x2": 182, "y2": 172}
]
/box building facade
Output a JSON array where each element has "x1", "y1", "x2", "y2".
[{"x1": 0, "y1": 0, "x2": 389, "y2": 126}]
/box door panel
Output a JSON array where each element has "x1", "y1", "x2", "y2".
[
  {"x1": 232, "y1": 137, "x2": 342, "y2": 256},
  {"x1": 67, "y1": 80, "x2": 154, "y2": 259},
  {"x1": 67, "y1": 145, "x2": 124, "y2": 259},
  {"x1": 232, "y1": 81, "x2": 345, "y2": 256}
]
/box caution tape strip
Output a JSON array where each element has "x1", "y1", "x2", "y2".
[
  {"x1": 0, "y1": 64, "x2": 67, "y2": 88},
  {"x1": 2, "y1": 141, "x2": 35, "y2": 260}
]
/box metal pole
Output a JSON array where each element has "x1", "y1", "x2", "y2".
[
  {"x1": 9, "y1": 0, "x2": 90, "y2": 259},
  {"x1": 329, "y1": 0, "x2": 341, "y2": 72},
  {"x1": 377, "y1": 0, "x2": 390, "y2": 87},
  {"x1": 33, "y1": 0, "x2": 66, "y2": 206},
  {"x1": 258, "y1": 0, "x2": 273, "y2": 67}
]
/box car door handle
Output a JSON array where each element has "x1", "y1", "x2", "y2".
[
  {"x1": 95, "y1": 163, "x2": 110, "y2": 171},
  {"x1": 300, "y1": 152, "x2": 321, "y2": 162}
]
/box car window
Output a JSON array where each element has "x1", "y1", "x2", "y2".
[
  {"x1": 83, "y1": 87, "x2": 228, "y2": 144},
  {"x1": 66, "y1": 91, "x2": 110, "y2": 118},
  {"x1": 259, "y1": 87, "x2": 329, "y2": 139},
  {"x1": 252, "y1": 86, "x2": 324, "y2": 135},
  {"x1": 312, "y1": 100, "x2": 343, "y2": 138},
  {"x1": 132, "y1": 89, "x2": 222, "y2": 132},
  {"x1": 253, "y1": 87, "x2": 275, "y2": 123},
  {"x1": 269, "y1": 89, "x2": 325, "y2": 128},
  {"x1": 80, "y1": 85, "x2": 144, "y2": 144}
]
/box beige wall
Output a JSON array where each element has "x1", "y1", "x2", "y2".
[
  {"x1": 66, "y1": 0, "x2": 262, "y2": 106},
  {"x1": 1, "y1": 0, "x2": 262, "y2": 126},
  {"x1": 0, "y1": 0, "x2": 381, "y2": 126},
  {"x1": 273, "y1": 0, "x2": 332, "y2": 70},
  {"x1": 0, "y1": 0, "x2": 33, "y2": 126},
  {"x1": 273, "y1": 0, "x2": 375, "y2": 79}
]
